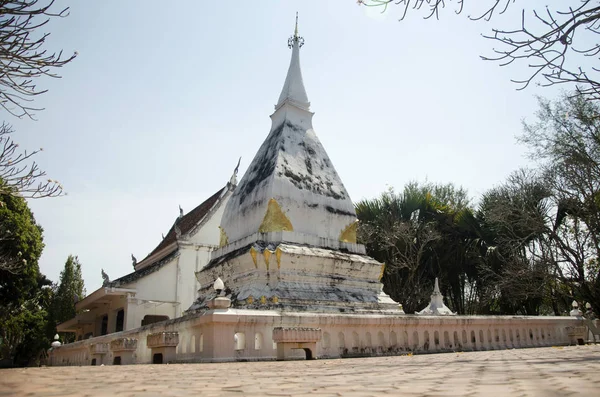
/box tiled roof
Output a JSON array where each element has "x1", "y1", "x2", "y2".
[
  {"x1": 143, "y1": 187, "x2": 226, "y2": 260},
  {"x1": 110, "y1": 250, "x2": 179, "y2": 288}
]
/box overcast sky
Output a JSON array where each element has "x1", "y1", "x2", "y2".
[{"x1": 9, "y1": 0, "x2": 585, "y2": 292}]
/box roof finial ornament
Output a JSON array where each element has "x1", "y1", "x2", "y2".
[
  {"x1": 101, "y1": 268, "x2": 110, "y2": 287},
  {"x1": 179, "y1": 205, "x2": 184, "y2": 219},
  {"x1": 288, "y1": 12, "x2": 304, "y2": 49},
  {"x1": 228, "y1": 157, "x2": 241, "y2": 188}
]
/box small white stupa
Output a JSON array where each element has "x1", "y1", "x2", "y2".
[{"x1": 416, "y1": 278, "x2": 456, "y2": 316}]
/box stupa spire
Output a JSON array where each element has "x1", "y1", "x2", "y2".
[{"x1": 276, "y1": 13, "x2": 310, "y2": 111}]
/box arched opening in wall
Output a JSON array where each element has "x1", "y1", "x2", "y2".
[
  {"x1": 153, "y1": 353, "x2": 163, "y2": 364},
  {"x1": 516, "y1": 329, "x2": 520, "y2": 343},
  {"x1": 529, "y1": 329, "x2": 533, "y2": 341},
  {"x1": 179, "y1": 335, "x2": 186, "y2": 354},
  {"x1": 365, "y1": 332, "x2": 372, "y2": 349},
  {"x1": 338, "y1": 332, "x2": 346, "y2": 349},
  {"x1": 115, "y1": 309, "x2": 125, "y2": 332},
  {"x1": 303, "y1": 348, "x2": 314, "y2": 360},
  {"x1": 141, "y1": 315, "x2": 170, "y2": 327},
  {"x1": 502, "y1": 329, "x2": 507, "y2": 343},
  {"x1": 254, "y1": 332, "x2": 263, "y2": 350},
  {"x1": 444, "y1": 331, "x2": 450, "y2": 348},
  {"x1": 535, "y1": 328, "x2": 540, "y2": 341},
  {"x1": 403, "y1": 331, "x2": 408, "y2": 348},
  {"x1": 462, "y1": 330, "x2": 467, "y2": 345},
  {"x1": 509, "y1": 329, "x2": 514, "y2": 343},
  {"x1": 91, "y1": 358, "x2": 97, "y2": 366},
  {"x1": 423, "y1": 331, "x2": 430, "y2": 351},
  {"x1": 234, "y1": 332, "x2": 246, "y2": 350},
  {"x1": 494, "y1": 329, "x2": 500, "y2": 343},
  {"x1": 322, "y1": 332, "x2": 331, "y2": 349},
  {"x1": 454, "y1": 331, "x2": 460, "y2": 348},
  {"x1": 378, "y1": 331, "x2": 385, "y2": 351},
  {"x1": 412, "y1": 331, "x2": 419, "y2": 350},
  {"x1": 113, "y1": 356, "x2": 121, "y2": 365},
  {"x1": 487, "y1": 330, "x2": 492, "y2": 344},
  {"x1": 479, "y1": 330, "x2": 484, "y2": 345},
  {"x1": 352, "y1": 331, "x2": 360, "y2": 351},
  {"x1": 434, "y1": 331, "x2": 440, "y2": 347},
  {"x1": 200, "y1": 334, "x2": 204, "y2": 352},
  {"x1": 390, "y1": 331, "x2": 398, "y2": 348},
  {"x1": 470, "y1": 330, "x2": 476, "y2": 347},
  {"x1": 100, "y1": 315, "x2": 108, "y2": 336},
  {"x1": 190, "y1": 335, "x2": 196, "y2": 353}
]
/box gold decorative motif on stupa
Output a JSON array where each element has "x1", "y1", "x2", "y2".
[
  {"x1": 258, "y1": 198, "x2": 294, "y2": 233},
  {"x1": 275, "y1": 246, "x2": 282, "y2": 269},
  {"x1": 379, "y1": 263, "x2": 385, "y2": 281},
  {"x1": 250, "y1": 246, "x2": 258, "y2": 268},
  {"x1": 263, "y1": 249, "x2": 272, "y2": 270},
  {"x1": 339, "y1": 220, "x2": 358, "y2": 243},
  {"x1": 218, "y1": 226, "x2": 229, "y2": 247}
]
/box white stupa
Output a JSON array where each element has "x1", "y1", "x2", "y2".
[
  {"x1": 194, "y1": 16, "x2": 398, "y2": 312},
  {"x1": 416, "y1": 278, "x2": 456, "y2": 316}
]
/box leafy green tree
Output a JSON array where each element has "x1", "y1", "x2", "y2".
[
  {"x1": 52, "y1": 255, "x2": 85, "y2": 342},
  {"x1": 356, "y1": 182, "x2": 476, "y2": 314},
  {"x1": 0, "y1": 184, "x2": 47, "y2": 366},
  {"x1": 520, "y1": 94, "x2": 600, "y2": 314},
  {"x1": 476, "y1": 170, "x2": 556, "y2": 315}
]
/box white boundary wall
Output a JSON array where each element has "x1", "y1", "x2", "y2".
[{"x1": 48, "y1": 309, "x2": 587, "y2": 366}]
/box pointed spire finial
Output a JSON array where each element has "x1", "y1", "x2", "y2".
[
  {"x1": 277, "y1": 13, "x2": 309, "y2": 111},
  {"x1": 294, "y1": 12, "x2": 299, "y2": 38},
  {"x1": 288, "y1": 13, "x2": 304, "y2": 49}
]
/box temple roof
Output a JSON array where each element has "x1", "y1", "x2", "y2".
[
  {"x1": 218, "y1": 18, "x2": 359, "y2": 252},
  {"x1": 136, "y1": 186, "x2": 227, "y2": 270}
]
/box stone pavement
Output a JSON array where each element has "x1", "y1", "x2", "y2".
[{"x1": 2, "y1": 345, "x2": 599, "y2": 397}]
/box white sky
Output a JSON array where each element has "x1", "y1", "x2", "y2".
[{"x1": 8, "y1": 0, "x2": 588, "y2": 292}]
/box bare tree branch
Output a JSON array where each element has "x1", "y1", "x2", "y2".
[
  {"x1": 0, "y1": 0, "x2": 77, "y2": 119},
  {"x1": 0, "y1": 122, "x2": 63, "y2": 200},
  {"x1": 359, "y1": 1, "x2": 600, "y2": 102}
]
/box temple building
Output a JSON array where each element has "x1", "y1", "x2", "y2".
[
  {"x1": 51, "y1": 18, "x2": 583, "y2": 365},
  {"x1": 57, "y1": 180, "x2": 237, "y2": 339},
  {"x1": 58, "y1": 16, "x2": 394, "y2": 341}
]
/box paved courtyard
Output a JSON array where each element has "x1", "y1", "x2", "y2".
[{"x1": 2, "y1": 345, "x2": 599, "y2": 397}]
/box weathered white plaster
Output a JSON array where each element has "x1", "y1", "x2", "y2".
[
  {"x1": 48, "y1": 308, "x2": 587, "y2": 365},
  {"x1": 195, "y1": 243, "x2": 395, "y2": 312},
  {"x1": 219, "y1": 30, "x2": 358, "y2": 250}
]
